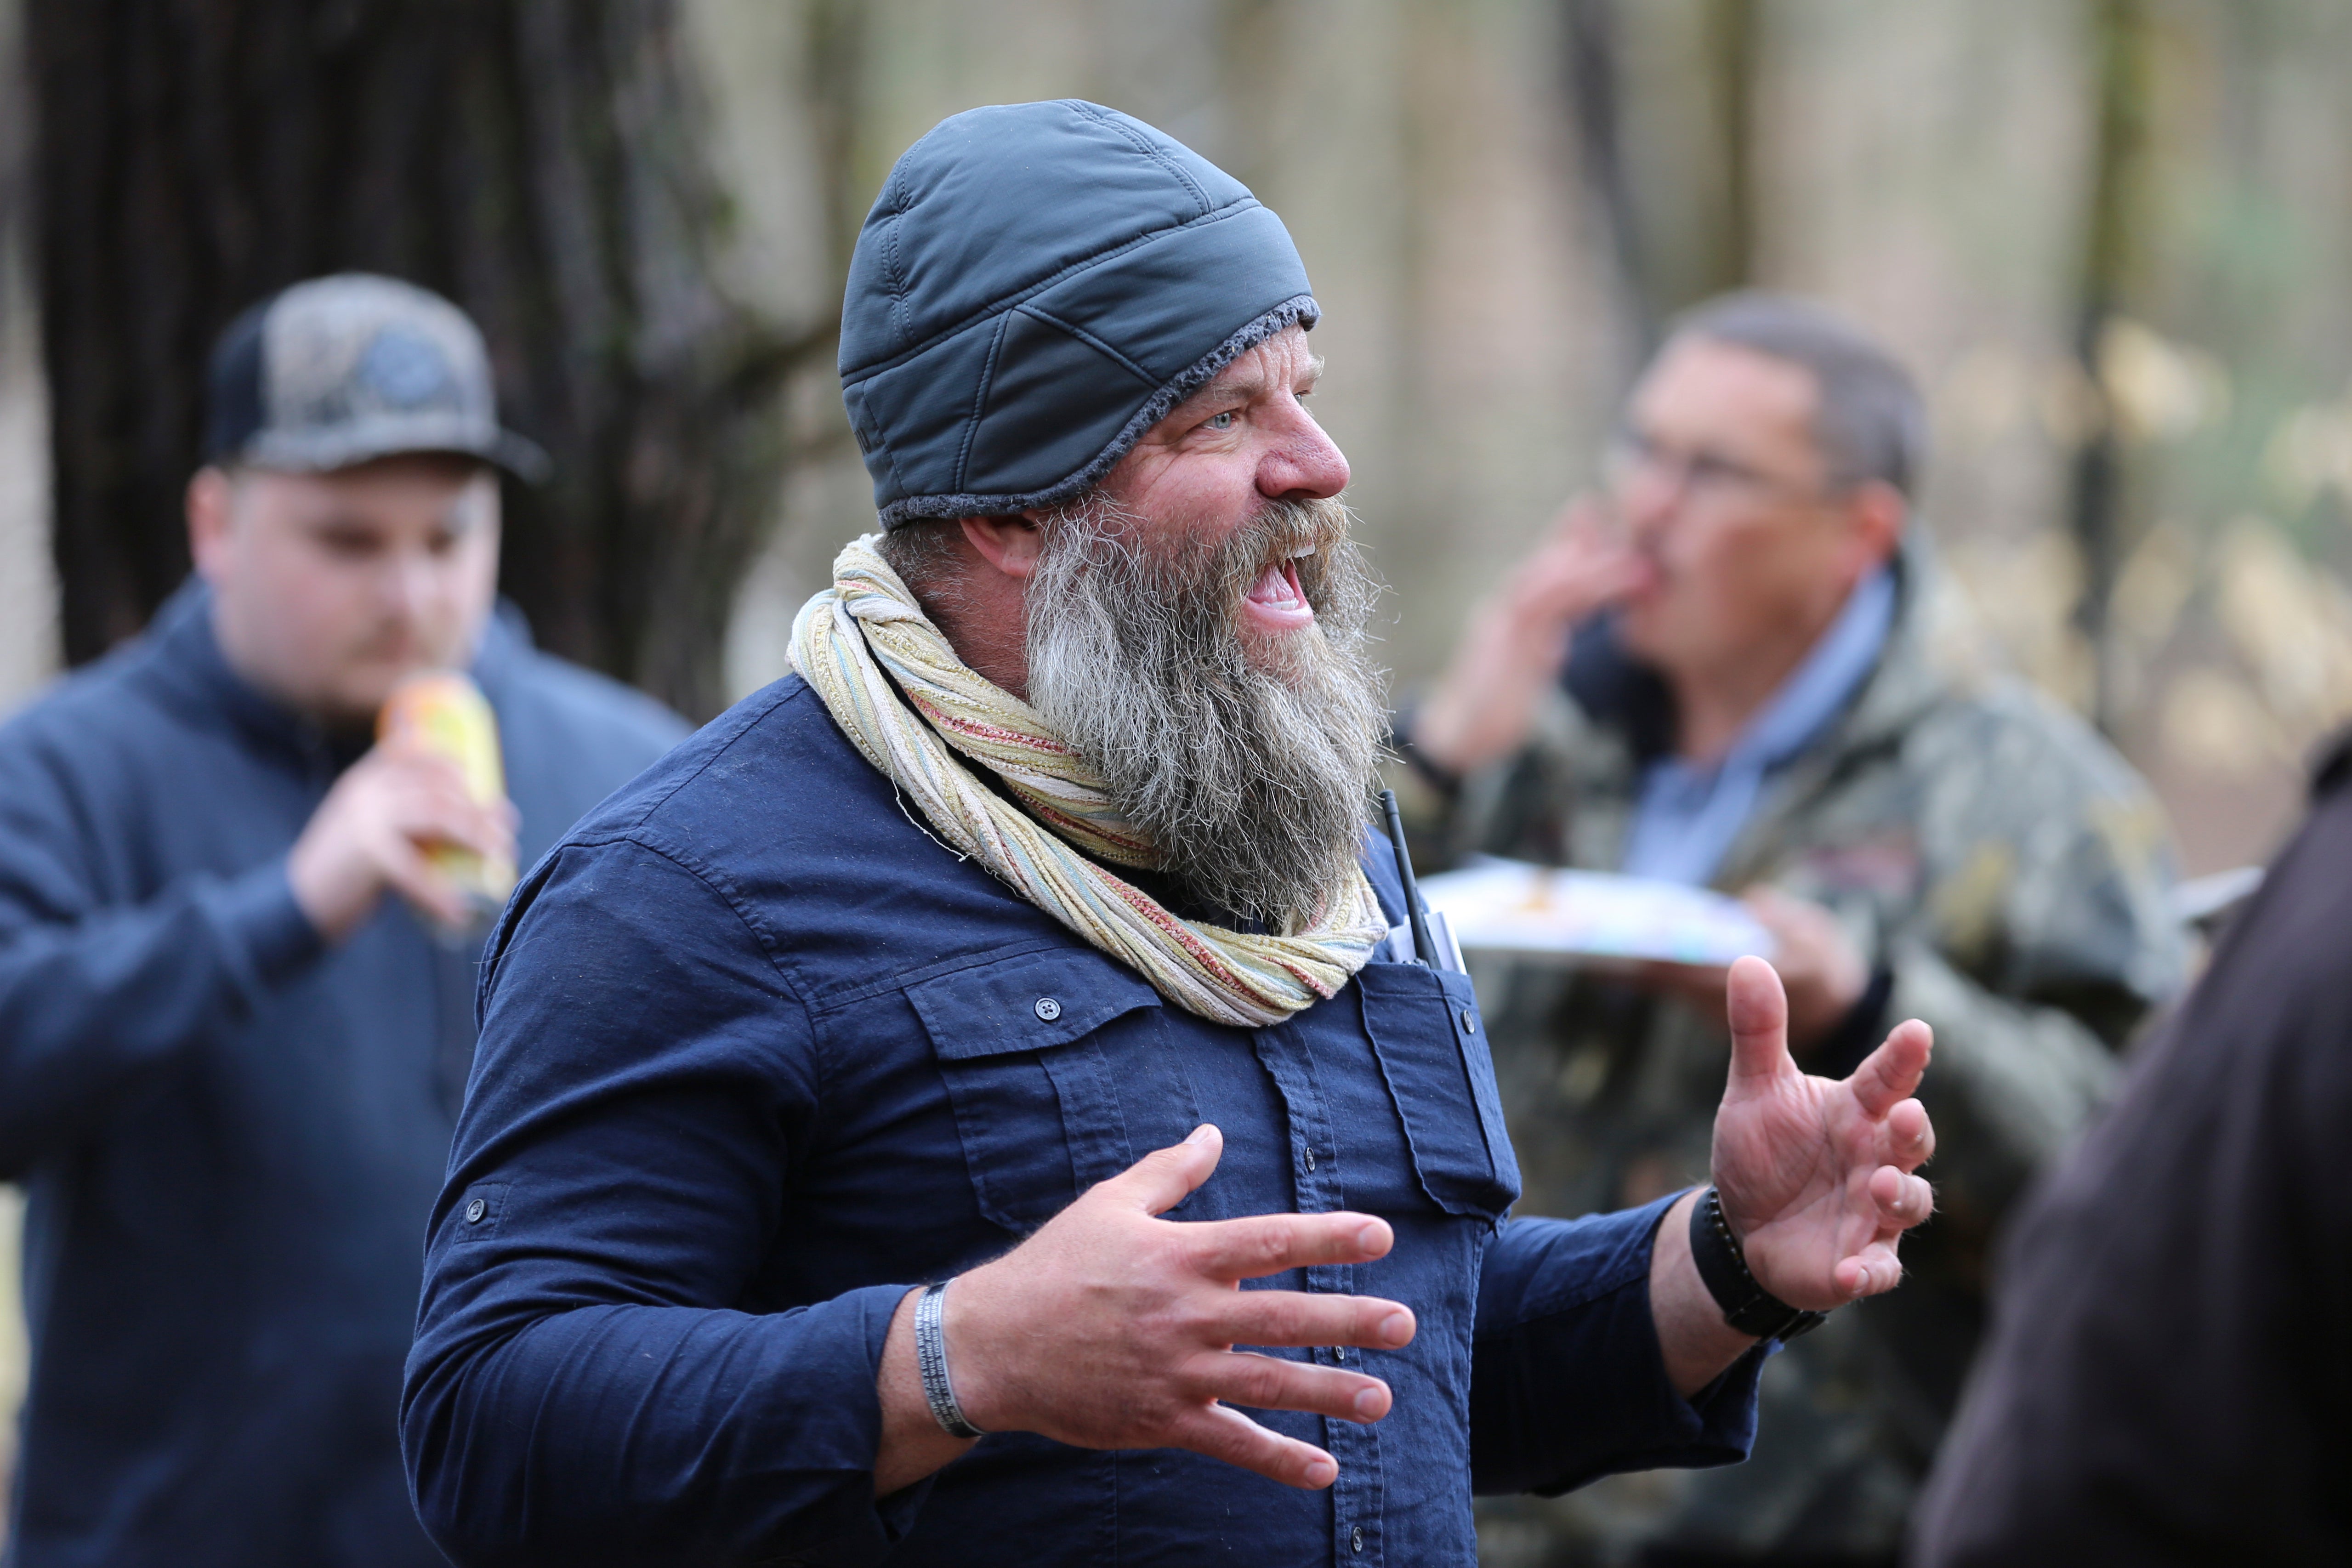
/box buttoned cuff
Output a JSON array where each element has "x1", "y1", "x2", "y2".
[{"x1": 1471, "y1": 1196, "x2": 1767, "y2": 1496}]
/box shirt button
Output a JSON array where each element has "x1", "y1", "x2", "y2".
[
  {"x1": 464, "y1": 1198, "x2": 487, "y2": 1224},
  {"x1": 1333, "y1": 1346, "x2": 1346, "y2": 1362},
  {"x1": 1303, "y1": 1148, "x2": 1317, "y2": 1173},
  {"x1": 1460, "y1": 1008, "x2": 1477, "y2": 1033},
  {"x1": 1352, "y1": 1524, "x2": 1365, "y2": 1552},
  {"x1": 1034, "y1": 996, "x2": 1062, "y2": 1022}
]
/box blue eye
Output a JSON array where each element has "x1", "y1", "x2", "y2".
[{"x1": 1204, "y1": 411, "x2": 1237, "y2": 432}]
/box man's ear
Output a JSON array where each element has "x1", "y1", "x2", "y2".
[
  {"x1": 186, "y1": 467, "x2": 235, "y2": 584},
  {"x1": 1842, "y1": 480, "x2": 1907, "y2": 577},
  {"x1": 957, "y1": 515, "x2": 1045, "y2": 580}
]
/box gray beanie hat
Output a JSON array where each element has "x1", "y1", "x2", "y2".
[{"x1": 839, "y1": 100, "x2": 1318, "y2": 527}]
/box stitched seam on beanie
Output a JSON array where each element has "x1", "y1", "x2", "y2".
[
  {"x1": 954, "y1": 312, "x2": 1014, "y2": 494},
  {"x1": 878, "y1": 424, "x2": 913, "y2": 496},
  {"x1": 841, "y1": 200, "x2": 1264, "y2": 385},
  {"x1": 1067, "y1": 99, "x2": 1211, "y2": 216},
  {"x1": 877, "y1": 159, "x2": 915, "y2": 351},
  {"x1": 873, "y1": 294, "x2": 1316, "y2": 526},
  {"x1": 885, "y1": 215, "x2": 912, "y2": 354},
  {"x1": 1017, "y1": 306, "x2": 1160, "y2": 386},
  {"x1": 848, "y1": 381, "x2": 914, "y2": 498}
]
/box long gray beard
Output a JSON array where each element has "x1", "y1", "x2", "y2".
[{"x1": 1024, "y1": 492, "x2": 1389, "y2": 932}]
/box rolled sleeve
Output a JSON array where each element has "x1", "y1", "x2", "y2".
[{"x1": 1469, "y1": 1195, "x2": 1766, "y2": 1497}]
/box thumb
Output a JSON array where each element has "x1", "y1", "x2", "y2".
[
  {"x1": 1724, "y1": 955, "x2": 1795, "y2": 1092},
  {"x1": 1102, "y1": 1124, "x2": 1223, "y2": 1216}
]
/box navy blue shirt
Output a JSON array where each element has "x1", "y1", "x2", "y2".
[
  {"x1": 0, "y1": 582, "x2": 687, "y2": 1567},
  {"x1": 404, "y1": 674, "x2": 1764, "y2": 1567}
]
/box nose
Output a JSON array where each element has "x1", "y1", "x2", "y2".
[
  {"x1": 1257, "y1": 405, "x2": 1351, "y2": 502},
  {"x1": 1615, "y1": 461, "x2": 1682, "y2": 543},
  {"x1": 385, "y1": 546, "x2": 436, "y2": 624}
]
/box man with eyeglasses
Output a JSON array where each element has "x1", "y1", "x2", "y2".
[{"x1": 1394, "y1": 292, "x2": 2187, "y2": 1568}]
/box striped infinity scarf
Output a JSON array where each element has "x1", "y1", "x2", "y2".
[{"x1": 790, "y1": 534, "x2": 1385, "y2": 1028}]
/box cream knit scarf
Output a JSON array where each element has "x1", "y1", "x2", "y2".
[{"x1": 790, "y1": 534, "x2": 1385, "y2": 1028}]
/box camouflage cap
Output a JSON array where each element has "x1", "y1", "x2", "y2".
[{"x1": 204, "y1": 273, "x2": 550, "y2": 482}]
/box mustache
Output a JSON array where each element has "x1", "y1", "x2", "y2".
[{"x1": 1144, "y1": 495, "x2": 1359, "y2": 619}]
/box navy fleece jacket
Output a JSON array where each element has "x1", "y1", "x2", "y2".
[{"x1": 0, "y1": 581, "x2": 685, "y2": 1567}]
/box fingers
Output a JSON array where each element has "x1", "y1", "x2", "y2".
[
  {"x1": 403, "y1": 795, "x2": 513, "y2": 863},
  {"x1": 1820, "y1": 1167, "x2": 1933, "y2": 1301},
  {"x1": 1183, "y1": 1211, "x2": 1394, "y2": 1281},
  {"x1": 1868, "y1": 1164, "x2": 1935, "y2": 1230},
  {"x1": 1723, "y1": 955, "x2": 1795, "y2": 1090},
  {"x1": 371, "y1": 748, "x2": 517, "y2": 862},
  {"x1": 1739, "y1": 888, "x2": 1821, "y2": 973},
  {"x1": 1847, "y1": 1018, "x2": 1933, "y2": 1118},
  {"x1": 1833, "y1": 1239, "x2": 1906, "y2": 1299},
  {"x1": 1167, "y1": 1401, "x2": 1341, "y2": 1490},
  {"x1": 1548, "y1": 494, "x2": 1602, "y2": 543},
  {"x1": 1102, "y1": 1125, "x2": 1225, "y2": 1216},
  {"x1": 1886, "y1": 1096, "x2": 1935, "y2": 1169},
  {"x1": 1204, "y1": 1288, "x2": 1416, "y2": 1352},
  {"x1": 1187, "y1": 1349, "x2": 1395, "y2": 1426},
  {"x1": 1741, "y1": 884, "x2": 1801, "y2": 928},
  {"x1": 376, "y1": 835, "x2": 472, "y2": 929},
  {"x1": 1518, "y1": 498, "x2": 1643, "y2": 615}
]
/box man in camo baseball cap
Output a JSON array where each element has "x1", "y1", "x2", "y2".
[
  {"x1": 204, "y1": 272, "x2": 549, "y2": 480},
  {"x1": 0, "y1": 270, "x2": 690, "y2": 1566}
]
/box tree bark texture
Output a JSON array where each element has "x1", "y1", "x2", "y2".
[{"x1": 28, "y1": 0, "x2": 828, "y2": 717}]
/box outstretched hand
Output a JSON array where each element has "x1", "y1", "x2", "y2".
[
  {"x1": 1712, "y1": 955, "x2": 1936, "y2": 1309},
  {"x1": 874, "y1": 1126, "x2": 1417, "y2": 1496}
]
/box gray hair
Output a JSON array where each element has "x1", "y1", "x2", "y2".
[
  {"x1": 1024, "y1": 491, "x2": 1386, "y2": 931},
  {"x1": 877, "y1": 517, "x2": 966, "y2": 595},
  {"x1": 874, "y1": 496, "x2": 1389, "y2": 929},
  {"x1": 1670, "y1": 291, "x2": 1928, "y2": 499}
]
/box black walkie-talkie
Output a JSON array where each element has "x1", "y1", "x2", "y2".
[{"x1": 1379, "y1": 789, "x2": 1442, "y2": 969}]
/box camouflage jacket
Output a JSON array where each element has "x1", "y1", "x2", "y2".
[{"x1": 1400, "y1": 538, "x2": 2187, "y2": 1560}]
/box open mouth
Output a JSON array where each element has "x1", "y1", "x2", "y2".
[{"x1": 1242, "y1": 544, "x2": 1316, "y2": 627}]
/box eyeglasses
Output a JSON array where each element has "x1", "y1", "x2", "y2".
[{"x1": 1604, "y1": 426, "x2": 1840, "y2": 508}]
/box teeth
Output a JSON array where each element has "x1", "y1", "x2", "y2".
[{"x1": 1285, "y1": 544, "x2": 1317, "y2": 560}]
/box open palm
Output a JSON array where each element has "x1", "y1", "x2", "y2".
[{"x1": 1711, "y1": 956, "x2": 1937, "y2": 1312}]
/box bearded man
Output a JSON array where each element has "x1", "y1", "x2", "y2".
[{"x1": 402, "y1": 102, "x2": 1937, "y2": 1568}]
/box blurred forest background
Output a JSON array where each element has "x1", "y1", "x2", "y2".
[{"x1": 6, "y1": 0, "x2": 2352, "y2": 1543}]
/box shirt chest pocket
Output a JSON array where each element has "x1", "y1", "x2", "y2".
[
  {"x1": 1355, "y1": 961, "x2": 1522, "y2": 1223},
  {"x1": 908, "y1": 949, "x2": 1193, "y2": 1235}
]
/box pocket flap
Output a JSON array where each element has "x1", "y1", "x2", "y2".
[
  {"x1": 1358, "y1": 960, "x2": 1520, "y2": 1222},
  {"x1": 909, "y1": 948, "x2": 1161, "y2": 1060}
]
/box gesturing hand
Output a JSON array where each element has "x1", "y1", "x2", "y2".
[
  {"x1": 875, "y1": 1125, "x2": 1417, "y2": 1496},
  {"x1": 1712, "y1": 955, "x2": 1936, "y2": 1310}
]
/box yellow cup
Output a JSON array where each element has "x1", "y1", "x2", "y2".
[{"x1": 378, "y1": 672, "x2": 517, "y2": 924}]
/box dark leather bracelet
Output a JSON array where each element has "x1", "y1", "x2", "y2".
[{"x1": 1687, "y1": 1186, "x2": 1828, "y2": 1342}]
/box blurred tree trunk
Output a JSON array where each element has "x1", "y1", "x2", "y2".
[
  {"x1": 1562, "y1": 0, "x2": 1655, "y2": 370},
  {"x1": 26, "y1": 0, "x2": 831, "y2": 718},
  {"x1": 1559, "y1": 0, "x2": 1755, "y2": 375},
  {"x1": 1693, "y1": 0, "x2": 1757, "y2": 302},
  {"x1": 2069, "y1": 0, "x2": 2156, "y2": 734}
]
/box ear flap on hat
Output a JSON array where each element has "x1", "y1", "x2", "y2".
[{"x1": 960, "y1": 310, "x2": 1159, "y2": 500}]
